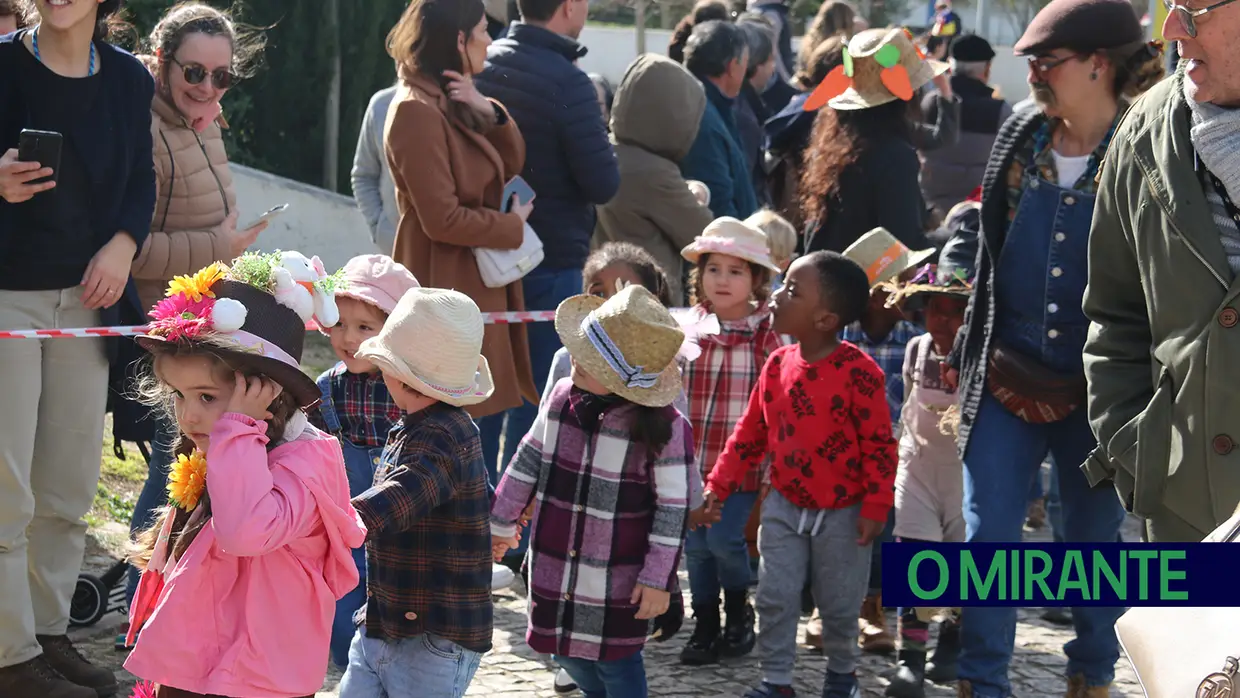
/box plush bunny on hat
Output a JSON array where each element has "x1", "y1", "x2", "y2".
[{"x1": 272, "y1": 251, "x2": 341, "y2": 328}]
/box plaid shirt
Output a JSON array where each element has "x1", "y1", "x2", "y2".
[
  {"x1": 351, "y1": 402, "x2": 493, "y2": 653},
  {"x1": 491, "y1": 380, "x2": 693, "y2": 662},
  {"x1": 685, "y1": 303, "x2": 783, "y2": 490},
  {"x1": 308, "y1": 364, "x2": 403, "y2": 448},
  {"x1": 840, "y1": 320, "x2": 923, "y2": 426}
]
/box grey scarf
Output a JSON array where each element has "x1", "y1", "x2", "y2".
[{"x1": 1188, "y1": 80, "x2": 1240, "y2": 203}]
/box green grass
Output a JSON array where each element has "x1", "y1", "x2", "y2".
[{"x1": 87, "y1": 422, "x2": 148, "y2": 530}]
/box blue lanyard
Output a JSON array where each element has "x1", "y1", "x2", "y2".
[{"x1": 32, "y1": 26, "x2": 96, "y2": 77}]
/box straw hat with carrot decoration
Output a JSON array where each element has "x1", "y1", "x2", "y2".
[{"x1": 803, "y1": 27, "x2": 948, "y2": 112}]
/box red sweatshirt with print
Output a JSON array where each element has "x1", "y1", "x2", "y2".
[{"x1": 707, "y1": 342, "x2": 898, "y2": 523}]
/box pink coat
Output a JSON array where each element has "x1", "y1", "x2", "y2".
[{"x1": 125, "y1": 414, "x2": 367, "y2": 697}]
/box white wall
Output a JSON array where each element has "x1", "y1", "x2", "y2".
[{"x1": 575, "y1": 24, "x2": 1030, "y2": 104}]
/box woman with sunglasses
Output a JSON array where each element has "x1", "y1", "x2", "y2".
[
  {"x1": 937, "y1": 0, "x2": 1164, "y2": 696},
  {"x1": 0, "y1": 0, "x2": 155, "y2": 696},
  {"x1": 120, "y1": 0, "x2": 265, "y2": 640}
]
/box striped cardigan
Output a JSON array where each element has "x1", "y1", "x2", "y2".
[{"x1": 491, "y1": 379, "x2": 693, "y2": 661}]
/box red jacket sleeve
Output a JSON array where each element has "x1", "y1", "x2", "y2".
[
  {"x1": 851, "y1": 359, "x2": 898, "y2": 523},
  {"x1": 707, "y1": 357, "x2": 771, "y2": 500}
]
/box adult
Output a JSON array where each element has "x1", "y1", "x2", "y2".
[
  {"x1": 594, "y1": 54, "x2": 714, "y2": 304},
  {"x1": 668, "y1": 0, "x2": 730, "y2": 65},
  {"x1": 735, "y1": 15, "x2": 778, "y2": 209},
  {"x1": 0, "y1": 0, "x2": 23, "y2": 35},
  {"x1": 124, "y1": 0, "x2": 267, "y2": 622},
  {"x1": 474, "y1": 0, "x2": 619, "y2": 483},
  {"x1": 351, "y1": 80, "x2": 400, "y2": 252},
  {"x1": 799, "y1": 28, "x2": 939, "y2": 254},
  {"x1": 920, "y1": 33, "x2": 1012, "y2": 216},
  {"x1": 797, "y1": 0, "x2": 854, "y2": 71},
  {"x1": 745, "y1": 0, "x2": 793, "y2": 82},
  {"x1": 385, "y1": 0, "x2": 537, "y2": 476},
  {"x1": 1084, "y1": 0, "x2": 1240, "y2": 542},
  {"x1": 941, "y1": 0, "x2": 1163, "y2": 694},
  {"x1": 0, "y1": 1, "x2": 156, "y2": 696},
  {"x1": 680, "y1": 20, "x2": 757, "y2": 221}
]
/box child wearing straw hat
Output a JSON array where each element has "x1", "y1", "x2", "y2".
[
  {"x1": 490, "y1": 285, "x2": 694, "y2": 698},
  {"x1": 704, "y1": 250, "x2": 896, "y2": 698},
  {"x1": 339, "y1": 288, "x2": 496, "y2": 698},
  {"x1": 678, "y1": 217, "x2": 784, "y2": 665}
]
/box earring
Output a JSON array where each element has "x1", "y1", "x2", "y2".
[{"x1": 1090, "y1": 70, "x2": 1098, "y2": 81}]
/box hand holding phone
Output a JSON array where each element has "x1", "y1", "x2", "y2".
[
  {"x1": 0, "y1": 141, "x2": 58, "y2": 204},
  {"x1": 241, "y1": 203, "x2": 289, "y2": 231}
]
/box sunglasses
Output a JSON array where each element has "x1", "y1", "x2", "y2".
[
  {"x1": 1164, "y1": 0, "x2": 1240, "y2": 37},
  {"x1": 171, "y1": 56, "x2": 236, "y2": 90}
]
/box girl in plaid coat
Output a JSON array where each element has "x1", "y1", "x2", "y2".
[{"x1": 678, "y1": 217, "x2": 784, "y2": 665}]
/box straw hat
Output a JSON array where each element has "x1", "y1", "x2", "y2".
[
  {"x1": 681, "y1": 217, "x2": 782, "y2": 273},
  {"x1": 555, "y1": 285, "x2": 684, "y2": 407},
  {"x1": 356, "y1": 288, "x2": 494, "y2": 407},
  {"x1": 804, "y1": 27, "x2": 948, "y2": 112},
  {"x1": 842, "y1": 227, "x2": 936, "y2": 287}
]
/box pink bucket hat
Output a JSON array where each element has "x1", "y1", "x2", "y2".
[{"x1": 335, "y1": 254, "x2": 420, "y2": 315}]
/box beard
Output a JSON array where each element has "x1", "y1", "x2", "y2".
[{"x1": 1031, "y1": 81, "x2": 1057, "y2": 110}]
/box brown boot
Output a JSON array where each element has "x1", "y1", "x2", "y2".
[
  {"x1": 1065, "y1": 674, "x2": 1111, "y2": 698},
  {"x1": 956, "y1": 680, "x2": 974, "y2": 697},
  {"x1": 37, "y1": 635, "x2": 118, "y2": 697},
  {"x1": 858, "y1": 593, "x2": 896, "y2": 654},
  {"x1": 0, "y1": 656, "x2": 96, "y2": 698},
  {"x1": 804, "y1": 610, "x2": 823, "y2": 650},
  {"x1": 1025, "y1": 497, "x2": 1048, "y2": 529}
]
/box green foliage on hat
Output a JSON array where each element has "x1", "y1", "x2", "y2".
[{"x1": 227, "y1": 251, "x2": 283, "y2": 292}]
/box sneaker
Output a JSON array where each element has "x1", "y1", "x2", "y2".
[
  {"x1": 37, "y1": 635, "x2": 118, "y2": 697},
  {"x1": 491, "y1": 563, "x2": 515, "y2": 591},
  {"x1": 743, "y1": 682, "x2": 796, "y2": 698},
  {"x1": 0, "y1": 656, "x2": 96, "y2": 698},
  {"x1": 554, "y1": 667, "x2": 578, "y2": 694},
  {"x1": 823, "y1": 671, "x2": 861, "y2": 698}
]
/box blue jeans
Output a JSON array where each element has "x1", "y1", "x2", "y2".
[
  {"x1": 554, "y1": 651, "x2": 648, "y2": 698},
  {"x1": 338, "y1": 626, "x2": 482, "y2": 698},
  {"x1": 478, "y1": 266, "x2": 582, "y2": 560},
  {"x1": 959, "y1": 393, "x2": 1126, "y2": 697},
  {"x1": 125, "y1": 413, "x2": 177, "y2": 606},
  {"x1": 685, "y1": 490, "x2": 757, "y2": 603}
]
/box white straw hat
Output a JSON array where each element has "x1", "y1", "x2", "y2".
[
  {"x1": 681, "y1": 217, "x2": 782, "y2": 273},
  {"x1": 356, "y1": 288, "x2": 494, "y2": 407}
]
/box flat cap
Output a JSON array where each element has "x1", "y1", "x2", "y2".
[
  {"x1": 1014, "y1": 0, "x2": 1142, "y2": 55},
  {"x1": 950, "y1": 33, "x2": 996, "y2": 62}
]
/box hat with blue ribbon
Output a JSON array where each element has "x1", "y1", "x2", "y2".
[{"x1": 554, "y1": 285, "x2": 685, "y2": 408}]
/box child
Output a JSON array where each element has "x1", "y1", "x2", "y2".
[
  {"x1": 881, "y1": 252, "x2": 973, "y2": 698},
  {"x1": 705, "y1": 251, "x2": 896, "y2": 698},
  {"x1": 746, "y1": 208, "x2": 797, "y2": 277},
  {"x1": 338, "y1": 288, "x2": 495, "y2": 698},
  {"x1": 491, "y1": 285, "x2": 694, "y2": 698},
  {"x1": 126, "y1": 252, "x2": 367, "y2": 698},
  {"x1": 678, "y1": 217, "x2": 783, "y2": 666}
]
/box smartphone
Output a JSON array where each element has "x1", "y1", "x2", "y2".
[
  {"x1": 501, "y1": 176, "x2": 536, "y2": 213},
  {"x1": 241, "y1": 203, "x2": 288, "y2": 230},
  {"x1": 17, "y1": 129, "x2": 63, "y2": 186}
]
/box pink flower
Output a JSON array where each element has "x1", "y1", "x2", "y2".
[
  {"x1": 147, "y1": 295, "x2": 215, "y2": 341},
  {"x1": 130, "y1": 681, "x2": 157, "y2": 698}
]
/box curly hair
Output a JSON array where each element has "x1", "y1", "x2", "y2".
[
  {"x1": 1104, "y1": 41, "x2": 1166, "y2": 100},
  {"x1": 668, "y1": 0, "x2": 730, "y2": 64},
  {"x1": 800, "y1": 99, "x2": 914, "y2": 227},
  {"x1": 688, "y1": 253, "x2": 773, "y2": 307}
]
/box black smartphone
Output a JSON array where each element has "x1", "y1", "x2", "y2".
[{"x1": 17, "y1": 129, "x2": 63, "y2": 186}]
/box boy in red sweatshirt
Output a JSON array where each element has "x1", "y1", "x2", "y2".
[{"x1": 704, "y1": 251, "x2": 897, "y2": 698}]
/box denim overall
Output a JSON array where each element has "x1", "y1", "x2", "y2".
[
  {"x1": 958, "y1": 145, "x2": 1126, "y2": 697},
  {"x1": 317, "y1": 377, "x2": 384, "y2": 669}
]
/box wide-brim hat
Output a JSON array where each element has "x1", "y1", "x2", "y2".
[
  {"x1": 886, "y1": 265, "x2": 975, "y2": 308},
  {"x1": 356, "y1": 288, "x2": 494, "y2": 407},
  {"x1": 138, "y1": 278, "x2": 321, "y2": 407},
  {"x1": 555, "y1": 285, "x2": 684, "y2": 408},
  {"x1": 681, "y1": 217, "x2": 782, "y2": 273},
  {"x1": 804, "y1": 27, "x2": 948, "y2": 112},
  {"x1": 842, "y1": 227, "x2": 937, "y2": 288}
]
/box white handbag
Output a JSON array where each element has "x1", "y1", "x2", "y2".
[
  {"x1": 1115, "y1": 511, "x2": 1240, "y2": 698},
  {"x1": 473, "y1": 221, "x2": 544, "y2": 289}
]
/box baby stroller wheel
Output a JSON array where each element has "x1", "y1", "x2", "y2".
[{"x1": 69, "y1": 574, "x2": 109, "y2": 627}]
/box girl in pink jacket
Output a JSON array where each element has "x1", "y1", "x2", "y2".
[{"x1": 124, "y1": 253, "x2": 367, "y2": 698}]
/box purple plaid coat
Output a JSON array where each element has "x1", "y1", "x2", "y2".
[{"x1": 491, "y1": 379, "x2": 693, "y2": 661}]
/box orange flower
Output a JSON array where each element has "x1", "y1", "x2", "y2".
[
  {"x1": 166, "y1": 262, "x2": 227, "y2": 303},
  {"x1": 167, "y1": 450, "x2": 207, "y2": 511}
]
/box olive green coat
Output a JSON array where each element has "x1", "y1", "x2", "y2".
[{"x1": 1084, "y1": 71, "x2": 1240, "y2": 542}]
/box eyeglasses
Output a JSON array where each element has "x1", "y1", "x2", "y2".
[
  {"x1": 171, "y1": 57, "x2": 236, "y2": 90},
  {"x1": 1164, "y1": 0, "x2": 1240, "y2": 37},
  {"x1": 1027, "y1": 53, "x2": 1081, "y2": 77}
]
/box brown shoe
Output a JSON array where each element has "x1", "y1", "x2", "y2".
[
  {"x1": 0, "y1": 655, "x2": 96, "y2": 698},
  {"x1": 37, "y1": 635, "x2": 118, "y2": 697},
  {"x1": 858, "y1": 593, "x2": 896, "y2": 654},
  {"x1": 804, "y1": 610, "x2": 823, "y2": 650},
  {"x1": 1065, "y1": 674, "x2": 1111, "y2": 698},
  {"x1": 1025, "y1": 497, "x2": 1048, "y2": 529}
]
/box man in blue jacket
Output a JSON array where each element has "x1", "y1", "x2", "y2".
[
  {"x1": 474, "y1": 0, "x2": 620, "y2": 513},
  {"x1": 681, "y1": 21, "x2": 758, "y2": 221}
]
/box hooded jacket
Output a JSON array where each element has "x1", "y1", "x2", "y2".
[{"x1": 595, "y1": 55, "x2": 715, "y2": 303}]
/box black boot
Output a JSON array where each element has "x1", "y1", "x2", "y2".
[
  {"x1": 720, "y1": 589, "x2": 756, "y2": 658},
  {"x1": 679, "y1": 602, "x2": 721, "y2": 665},
  {"x1": 885, "y1": 649, "x2": 926, "y2": 697},
  {"x1": 924, "y1": 619, "x2": 961, "y2": 684}
]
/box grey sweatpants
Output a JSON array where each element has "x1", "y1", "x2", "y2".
[{"x1": 756, "y1": 490, "x2": 872, "y2": 684}]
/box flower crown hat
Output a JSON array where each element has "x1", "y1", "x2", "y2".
[
  {"x1": 804, "y1": 27, "x2": 948, "y2": 112},
  {"x1": 137, "y1": 250, "x2": 346, "y2": 407}
]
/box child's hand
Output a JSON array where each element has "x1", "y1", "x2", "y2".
[
  {"x1": 856, "y1": 516, "x2": 885, "y2": 546},
  {"x1": 492, "y1": 534, "x2": 519, "y2": 561},
  {"x1": 227, "y1": 372, "x2": 283, "y2": 421},
  {"x1": 688, "y1": 503, "x2": 721, "y2": 531},
  {"x1": 631, "y1": 584, "x2": 670, "y2": 620},
  {"x1": 518, "y1": 501, "x2": 535, "y2": 527},
  {"x1": 940, "y1": 362, "x2": 959, "y2": 390},
  {"x1": 701, "y1": 490, "x2": 722, "y2": 519}
]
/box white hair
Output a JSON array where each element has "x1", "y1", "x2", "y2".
[{"x1": 950, "y1": 59, "x2": 989, "y2": 80}]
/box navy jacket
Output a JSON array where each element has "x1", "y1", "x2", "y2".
[
  {"x1": 476, "y1": 23, "x2": 620, "y2": 271},
  {"x1": 681, "y1": 80, "x2": 758, "y2": 220}
]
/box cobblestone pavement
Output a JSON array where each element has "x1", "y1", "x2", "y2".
[{"x1": 77, "y1": 512, "x2": 1147, "y2": 697}]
